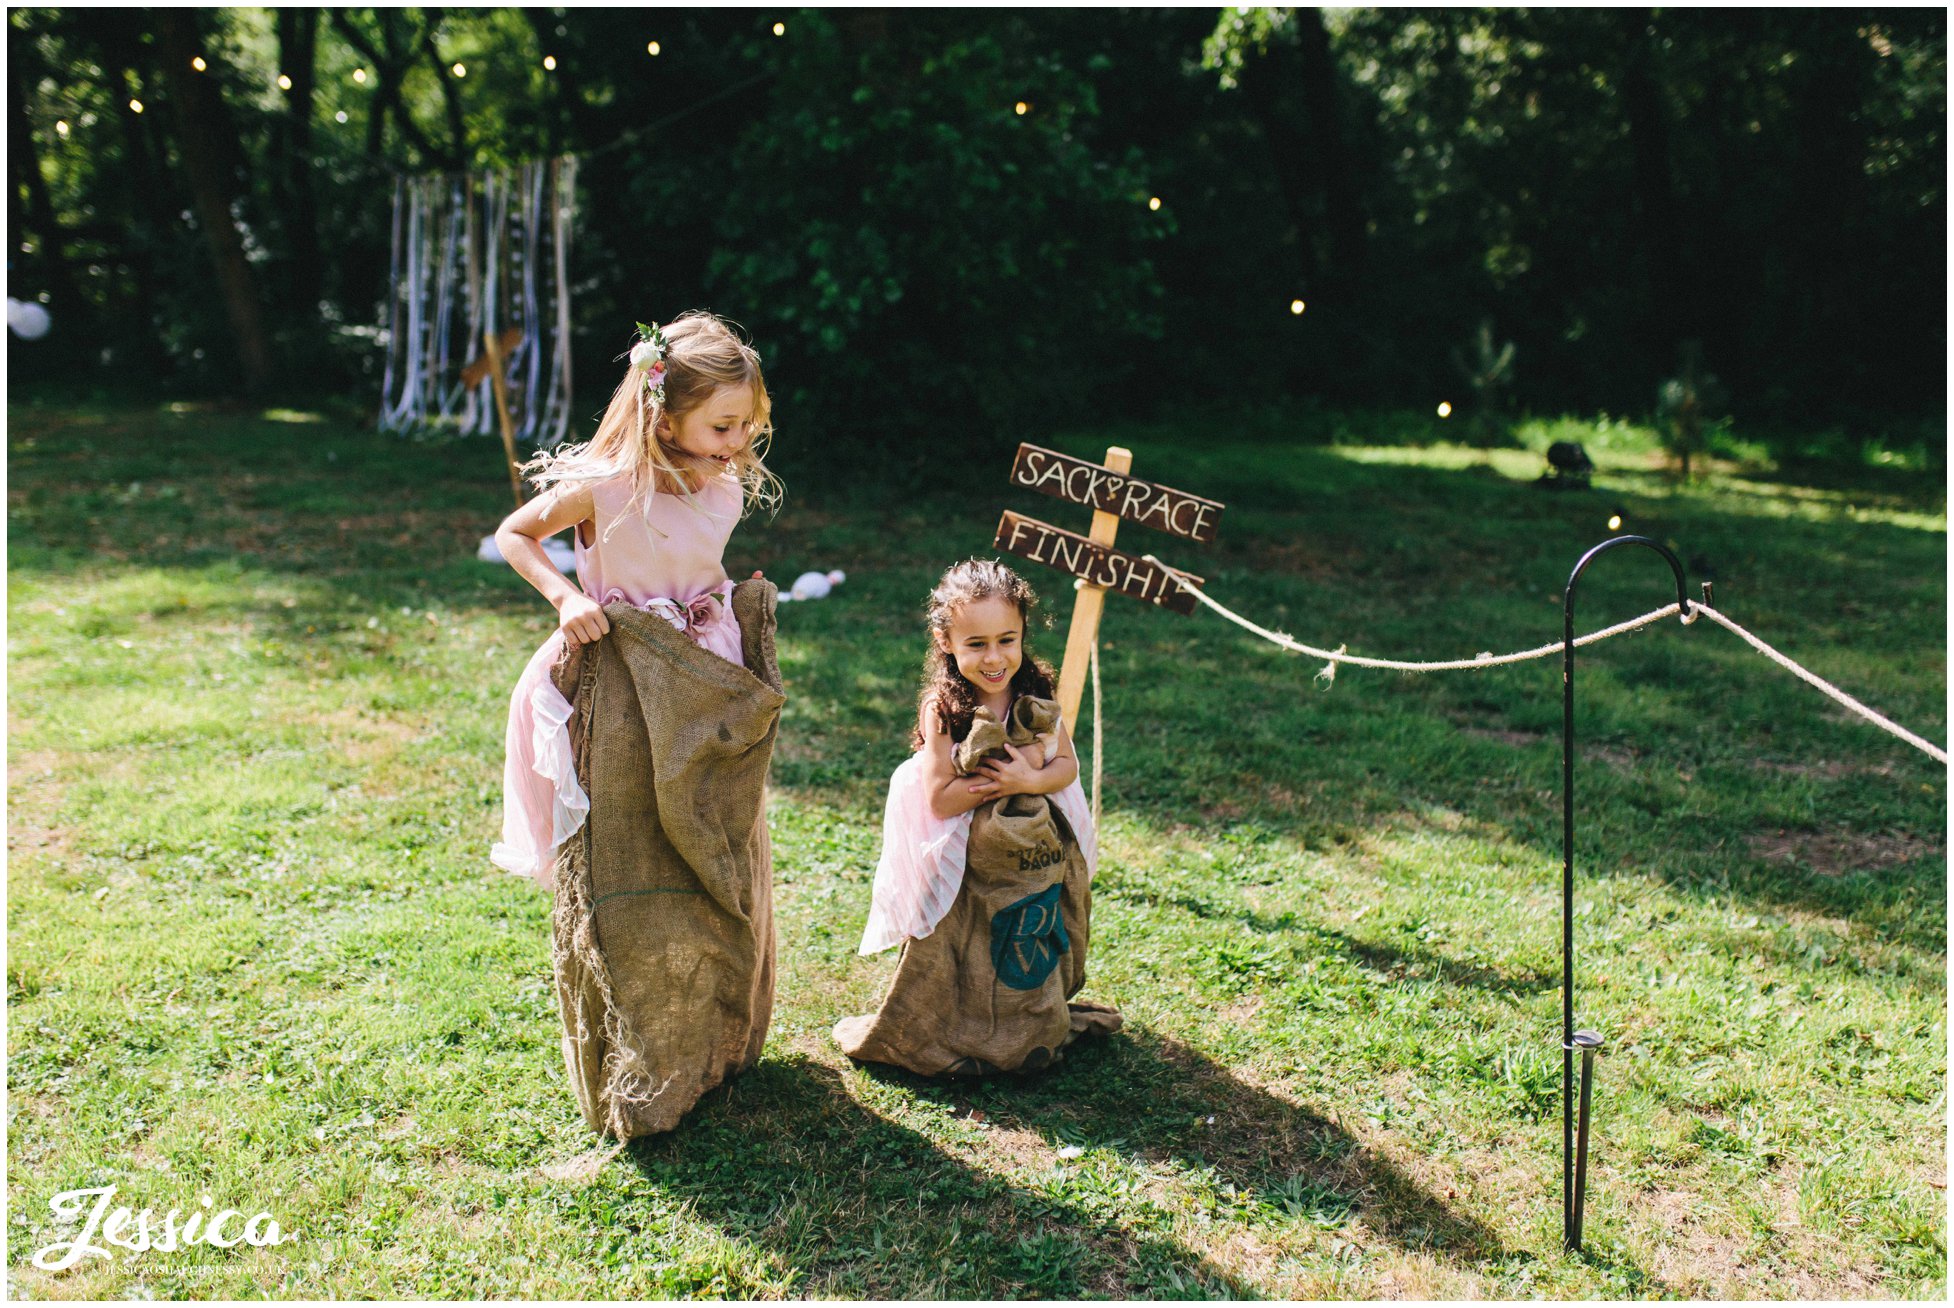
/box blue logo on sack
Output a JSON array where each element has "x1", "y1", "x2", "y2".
[{"x1": 991, "y1": 883, "x2": 1069, "y2": 990}]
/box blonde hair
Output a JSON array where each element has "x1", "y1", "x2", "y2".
[{"x1": 521, "y1": 311, "x2": 783, "y2": 527}]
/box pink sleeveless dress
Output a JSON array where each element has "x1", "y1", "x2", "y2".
[
  {"x1": 857, "y1": 709, "x2": 1098, "y2": 954},
  {"x1": 491, "y1": 470, "x2": 747, "y2": 890}
]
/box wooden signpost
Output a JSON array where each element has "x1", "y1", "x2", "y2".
[
  {"x1": 462, "y1": 327, "x2": 527, "y2": 508},
  {"x1": 995, "y1": 442, "x2": 1225, "y2": 725}
]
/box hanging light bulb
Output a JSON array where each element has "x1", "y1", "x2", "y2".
[
  {"x1": 1437, "y1": 401, "x2": 1453, "y2": 418},
  {"x1": 647, "y1": 40, "x2": 661, "y2": 56},
  {"x1": 1607, "y1": 514, "x2": 1624, "y2": 531},
  {"x1": 1014, "y1": 100, "x2": 1029, "y2": 115},
  {"x1": 1290, "y1": 299, "x2": 1306, "y2": 315},
  {"x1": 55, "y1": 120, "x2": 69, "y2": 138},
  {"x1": 452, "y1": 62, "x2": 466, "y2": 78},
  {"x1": 543, "y1": 55, "x2": 557, "y2": 71},
  {"x1": 277, "y1": 73, "x2": 292, "y2": 90},
  {"x1": 1148, "y1": 196, "x2": 1161, "y2": 211},
  {"x1": 191, "y1": 56, "x2": 207, "y2": 72},
  {"x1": 334, "y1": 110, "x2": 349, "y2": 124},
  {"x1": 773, "y1": 22, "x2": 786, "y2": 36},
  {"x1": 353, "y1": 68, "x2": 368, "y2": 84},
  {"x1": 128, "y1": 98, "x2": 144, "y2": 114}
]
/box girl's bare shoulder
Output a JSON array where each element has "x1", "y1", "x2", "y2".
[{"x1": 502, "y1": 480, "x2": 595, "y2": 540}]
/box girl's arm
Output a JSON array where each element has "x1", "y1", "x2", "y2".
[
  {"x1": 972, "y1": 716, "x2": 1080, "y2": 799},
  {"x1": 919, "y1": 697, "x2": 997, "y2": 821},
  {"x1": 494, "y1": 484, "x2": 609, "y2": 648}
]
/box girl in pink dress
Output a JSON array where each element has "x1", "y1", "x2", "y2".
[
  {"x1": 858, "y1": 560, "x2": 1097, "y2": 953},
  {"x1": 491, "y1": 313, "x2": 782, "y2": 890}
]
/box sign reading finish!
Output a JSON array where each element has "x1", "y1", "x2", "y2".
[{"x1": 995, "y1": 512, "x2": 1201, "y2": 615}]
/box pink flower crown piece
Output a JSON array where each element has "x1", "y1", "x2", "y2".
[{"x1": 630, "y1": 321, "x2": 670, "y2": 406}]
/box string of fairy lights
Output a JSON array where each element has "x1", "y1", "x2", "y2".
[{"x1": 24, "y1": 15, "x2": 1336, "y2": 342}]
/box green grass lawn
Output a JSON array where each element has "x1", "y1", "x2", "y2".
[{"x1": 7, "y1": 396, "x2": 1945, "y2": 1298}]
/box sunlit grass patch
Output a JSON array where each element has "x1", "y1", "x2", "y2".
[{"x1": 8, "y1": 398, "x2": 1944, "y2": 1297}]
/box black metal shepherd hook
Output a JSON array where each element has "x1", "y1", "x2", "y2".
[{"x1": 1561, "y1": 536, "x2": 1690, "y2": 1253}]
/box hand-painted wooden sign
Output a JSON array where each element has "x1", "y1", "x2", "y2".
[
  {"x1": 1000, "y1": 443, "x2": 1224, "y2": 725},
  {"x1": 994, "y1": 511, "x2": 1202, "y2": 616},
  {"x1": 1009, "y1": 444, "x2": 1224, "y2": 544}
]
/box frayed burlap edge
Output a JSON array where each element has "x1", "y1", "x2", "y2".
[
  {"x1": 548, "y1": 639, "x2": 678, "y2": 1139},
  {"x1": 547, "y1": 578, "x2": 782, "y2": 1140}
]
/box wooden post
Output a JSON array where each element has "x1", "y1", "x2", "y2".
[
  {"x1": 1056, "y1": 446, "x2": 1131, "y2": 726},
  {"x1": 482, "y1": 328, "x2": 524, "y2": 508}
]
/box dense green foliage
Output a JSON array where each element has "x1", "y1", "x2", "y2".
[
  {"x1": 8, "y1": 397, "x2": 1944, "y2": 1296},
  {"x1": 7, "y1": 8, "x2": 1946, "y2": 452}
]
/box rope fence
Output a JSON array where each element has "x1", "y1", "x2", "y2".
[{"x1": 1137, "y1": 555, "x2": 1948, "y2": 766}]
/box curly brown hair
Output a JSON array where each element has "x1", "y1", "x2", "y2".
[{"x1": 911, "y1": 560, "x2": 1057, "y2": 750}]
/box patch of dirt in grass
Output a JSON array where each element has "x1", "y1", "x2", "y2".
[
  {"x1": 539, "y1": 1143, "x2": 625, "y2": 1185},
  {"x1": 1642, "y1": 1186, "x2": 1744, "y2": 1293},
  {"x1": 1460, "y1": 725, "x2": 1544, "y2": 749},
  {"x1": 975, "y1": 1119, "x2": 1056, "y2": 1175},
  {"x1": 302, "y1": 705, "x2": 428, "y2": 766},
  {"x1": 1641, "y1": 1168, "x2": 1885, "y2": 1298},
  {"x1": 1457, "y1": 724, "x2": 1642, "y2": 770},
  {"x1": 1364, "y1": 1259, "x2": 1449, "y2": 1299},
  {"x1": 6, "y1": 748, "x2": 78, "y2": 863},
  {"x1": 1752, "y1": 757, "x2": 1896, "y2": 780},
  {"x1": 1197, "y1": 1227, "x2": 1287, "y2": 1290},
  {"x1": 1231, "y1": 536, "x2": 1344, "y2": 582},
  {"x1": 1218, "y1": 995, "x2": 1264, "y2": 1027},
  {"x1": 1747, "y1": 827, "x2": 1942, "y2": 876},
  {"x1": 1203, "y1": 780, "x2": 1319, "y2": 822}
]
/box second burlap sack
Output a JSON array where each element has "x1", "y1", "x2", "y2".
[{"x1": 835, "y1": 696, "x2": 1120, "y2": 1076}]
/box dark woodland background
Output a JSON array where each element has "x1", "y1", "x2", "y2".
[{"x1": 8, "y1": 8, "x2": 1945, "y2": 461}]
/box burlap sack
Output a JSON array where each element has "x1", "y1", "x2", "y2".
[
  {"x1": 835, "y1": 695, "x2": 1121, "y2": 1077},
  {"x1": 548, "y1": 579, "x2": 785, "y2": 1139}
]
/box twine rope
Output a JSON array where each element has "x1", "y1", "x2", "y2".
[
  {"x1": 1140, "y1": 555, "x2": 1947, "y2": 766},
  {"x1": 1685, "y1": 603, "x2": 1948, "y2": 764}
]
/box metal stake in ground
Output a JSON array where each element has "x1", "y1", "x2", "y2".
[{"x1": 1561, "y1": 535, "x2": 1691, "y2": 1253}]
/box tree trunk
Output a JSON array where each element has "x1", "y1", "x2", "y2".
[
  {"x1": 1782, "y1": 10, "x2": 1875, "y2": 402},
  {"x1": 277, "y1": 7, "x2": 323, "y2": 315},
  {"x1": 420, "y1": 11, "x2": 469, "y2": 168},
  {"x1": 7, "y1": 35, "x2": 89, "y2": 338},
  {"x1": 1619, "y1": 11, "x2": 1689, "y2": 366},
  {"x1": 331, "y1": 8, "x2": 449, "y2": 168},
  {"x1": 521, "y1": 8, "x2": 602, "y2": 148},
  {"x1": 1294, "y1": 9, "x2": 1368, "y2": 281},
  {"x1": 1235, "y1": 35, "x2": 1318, "y2": 289},
  {"x1": 154, "y1": 9, "x2": 274, "y2": 393}
]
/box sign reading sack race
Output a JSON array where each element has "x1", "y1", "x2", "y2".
[
  {"x1": 994, "y1": 511, "x2": 1202, "y2": 616},
  {"x1": 1009, "y1": 443, "x2": 1225, "y2": 544}
]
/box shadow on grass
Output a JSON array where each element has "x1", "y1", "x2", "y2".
[
  {"x1": 856, "y1": 1026, "x2": 1519, "y2": 1271},
  {"x1": 977, "y1": 1024, "x2": 1508, "y2": 1259},
  {"x1": 621, "y1": 1054, "x2": 1249, "y2": 1298},
  {"x1": 1105, "y1": 880, "x2": 1557, "y2": 995}
]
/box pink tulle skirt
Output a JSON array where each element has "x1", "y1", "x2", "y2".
[
  {"x1": 858, "y1": 752, "x2": 1097, "y2": 954},
  {"x1": 491, "y1": 582, "x2": 744, "y2": 891}
]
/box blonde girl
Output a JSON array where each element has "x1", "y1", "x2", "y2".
[{"x1": 490, "y1": 311, "x2": 782, "y2": 888}]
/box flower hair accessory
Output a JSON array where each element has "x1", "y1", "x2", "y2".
[{"x1": 630, "y1": 320, "x2": 670, "y2": 407}]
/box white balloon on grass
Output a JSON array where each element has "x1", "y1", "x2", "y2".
[
  {"x1": 476, "y1": 532, "x2": 578, "y2": 575},
  {"x1": 782, "y1": 569, "x2": 847, "y2": 602},
  {"x1": 8, "y1": 297, "x2": 52, "y2": 340}
]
